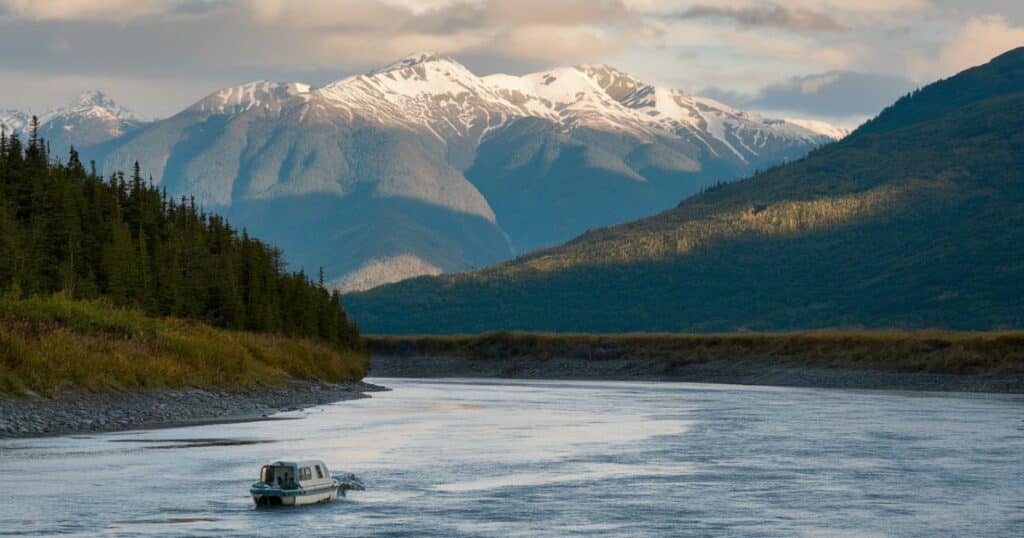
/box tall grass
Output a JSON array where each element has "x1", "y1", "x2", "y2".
[
  {"x1": 365, "y1": 330, "x2": 1024, "y2": 376},
  {"x1": 0, "y1": 293, "x2": 368, "y2": 397}
]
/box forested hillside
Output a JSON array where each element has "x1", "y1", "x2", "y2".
[
  {"x1": 0, "y1": 121, "x2": 359, "y2": 349},
  {"x1": 345, "y1": 48, "x2": 1024, "y2": 334}
]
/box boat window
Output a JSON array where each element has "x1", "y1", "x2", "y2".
[
  {"x1": 260, "y1": 466, "x2": 269, "y2": 483},
  {"x1": 273, "y1": 466, "x2": 293, "y2": 488},
  {"x1": 315, "y1": 465, "x2": 324, "y2": 479},
  {"x1": 300, "y1": 467, "x2": 312, "y2": 481}
]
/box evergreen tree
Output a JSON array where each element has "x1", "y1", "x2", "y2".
[{"x1": 0, "y1": 138, "x2": 360, "y2": 349}]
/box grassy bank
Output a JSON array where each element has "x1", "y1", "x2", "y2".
[
  {"x1": 365, "y1": 331, "x2": 1024, "y2": 376},
  {"x1": 0, "y1": 294, "x2": 368, "y2": 397}
]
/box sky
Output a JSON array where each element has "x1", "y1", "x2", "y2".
[{"x1": 1, "y1": 0, "x2": 1023, "y2": 128}]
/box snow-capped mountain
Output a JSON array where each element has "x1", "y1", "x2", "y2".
[
  {"x1": 484, "y1": 63, "x2": 831, "y2": 158},
  {"x1": 308, "y1": 53, "x2": 832, "y2": 161},
  {"x1": 189, "y1": 81, "x2": 311, "y2": 115},
  {"x1": 38, "y1": 91, "x2": 144, "y2": 155},
  {"x1": 783, "y1": 118, "x2": 851, "y2": 140},
  {"x1": 89, "y1": 52, "x2": 836, "y2": 291},
  {"x1": 0, "y1": 109, "x2": 28, "y2": 135},
  {"x1": 0, "y1": 91, "x2": 145, "y2": 159},
  {"x1": 41, "y1": 90, "x2": 137, "y2": 125}
]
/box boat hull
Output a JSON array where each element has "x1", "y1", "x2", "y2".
[{"x1": 251, "y1": 480, "x2": 341, "y2": 508}]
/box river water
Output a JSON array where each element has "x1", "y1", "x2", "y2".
[{"x1": 1, "y1": 379, "x2": 1021, "y2": 537}]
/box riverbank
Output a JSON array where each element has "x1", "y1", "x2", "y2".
[
  {"x1": 367, "y1": 331, "x2": 1024, "y2": 393},
  {"x1": 370, "y1": 355, "x2": 1023, "y2": 393},
  {"x1": 0, "y1": 294, "x2": 368, "y2": 396},
  {"x1": 0, "y1": 295, "x2": 377, "y2": 438},
  {"x1": 0, "y1": 380, "x2": 386, "y2": 438}
]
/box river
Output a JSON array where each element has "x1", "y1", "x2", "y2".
[{"x1": 1, "y1": 379, "x2": 1021, "y2": 537}]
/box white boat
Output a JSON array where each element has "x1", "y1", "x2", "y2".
[{"x1": 250, "y1": 460, "x2": 341, "y2": 507}]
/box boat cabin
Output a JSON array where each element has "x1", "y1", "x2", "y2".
[
  {"x1": 259, "y1": 460, "x2": 333, "y2": 490},
  {"x1": 251, "y1": 459, "x2": 340, "y2": 507}
]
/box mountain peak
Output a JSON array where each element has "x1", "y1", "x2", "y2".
[
  {"x1": 372, "y1": 51, "x2": 460, "y2": 74},
  {"x1": 53, "y1": 90, "x2": 137, "y2": 121},
  {"x1": 782, "y1": 118, "x2": 850, "y2": 140},
  {"x1": 73, "y1": 90, "x2": 116, "y2": 108},
  {"x1": 189, "y1": 81, "x2": 310, "y2": 115},
  {"x1": 576, "y1": 63, "x2": 648, "y2": 101},
  {"x1": 0, "y1": 109, "x2": 28, "y2": 134},
  {"x1": 313, "y1": 54, "x2": 836, "y2": 151}
]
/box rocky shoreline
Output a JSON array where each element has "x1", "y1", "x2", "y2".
[
  {"x1": 370, "y1": 355, "x2": 1024, "y2": 394},
  {"x1": 0, "y1": 381, "x2": 386, "y2": 438}
]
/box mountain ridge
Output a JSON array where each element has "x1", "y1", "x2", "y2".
[
  {"x1": 3, "y1": 53, "x2": 839, "y2": 291},
  {"x1": 343, "y1": 47, "x2": 1024, "y2": 333},
  {"x1": 0, "y1": 90, "x2": 144, "y2": 159}
]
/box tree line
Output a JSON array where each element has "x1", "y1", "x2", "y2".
[{"x1": 0, "y1": 118, "x2": 359, "y2": 349}]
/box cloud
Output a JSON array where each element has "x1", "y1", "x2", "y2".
[
  {"x1": 0, "y1": 0, "x2": 646, "y2": 74},
  {"x1": 0, "y1": 0, "x2": 1020, "y2": 121},
  {"x1": 783, "y1": 0, "x2": 931, "y2": 16},
  {"x1": 677, "y1": 3, "x2": 850, "y2": 32},
  {"x1": 703, "y1": 70, "x2": 918, "y2": 118},
  {"x1": 909, "y1": 15, "x2": 1024, "y2": 82},
  {"x1": 798, "y1": 72, "x2": 840, "y2": 93},
  {"x1": 0, "y1": 0, "x2": 653, "y2": 118},
  {"x1": 0, "y1": 0, "x2": 178, "y2": 21},
  {"x1": 243, "y1": 0, "x2": 643, "y2": 65},
  {"x1": 712, "y1": 29, "x2": 863, "y2": 69},
  {"x1": 626, "y1": 0, "x2": 933, "y2": 18}
]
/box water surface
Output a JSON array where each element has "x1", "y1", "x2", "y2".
[{"x1": 1, "y1": 379, "x2": 1022, "y2": 537}]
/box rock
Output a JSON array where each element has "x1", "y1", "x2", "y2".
[{"x1": 0, "y1": 381, "x2": 375, "y2": 438}]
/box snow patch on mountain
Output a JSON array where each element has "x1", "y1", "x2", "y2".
[
  {"x1": 302, "y1": 53, "x2": 839, "y2": 155},
  {"x1": 50, "y1": 90, "x2": 136, "y2": 121},
  {"x1": 481, "y1": 63, "x2": 832, "y2": 159},
  {"x1": 0, "y1": 109, "x2": 27, "y2": 135},
  {"x1": 2, "y1": 90, "x2": 138, "y2": 139},
  {"x1": 39, "y1": 90, "x2": 138, "y2": 135},
  {"x1": 1, "y1": 91, "x2": 144, "y2": 156},
  {"x1": 782, "y1": 118, "x2": 850, "y2": 140},
  {"x1": 314, "y1": 52, "x2": 519, "y2": 142},
  {"x1": 329, "y1": 254, "x2": 443, "y2": 293},
  {"x1": 190, "y1": 81, "x2": 311, "y2": 115}
]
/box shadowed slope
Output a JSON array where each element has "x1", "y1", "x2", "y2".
[{"x1": 345, "y1": 48, "x2": 1024, "y2": 333}]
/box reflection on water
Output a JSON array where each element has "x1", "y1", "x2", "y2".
[
  {"x1": 0, "y1": 378, "x2": 1022, "y2": 537},
  {"x1": 109, "y1": 438, "x2": 276, "y2": 449}
]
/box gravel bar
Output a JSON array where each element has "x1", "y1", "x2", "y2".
[{"x1": 0, "y1": 381, "x2": 387, "y2": 438}]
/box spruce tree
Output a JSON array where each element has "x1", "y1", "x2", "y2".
[{"x1": 0, "y1": 140, "x2": 361, "y2": 350}]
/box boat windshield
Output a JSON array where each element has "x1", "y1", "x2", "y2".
[{"x1": 260, "y1": 465, "x2": 297, "y2": 489}]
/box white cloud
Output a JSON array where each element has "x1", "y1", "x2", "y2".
[
  {"x1": 240, "y1": 0, "x2": 643, "y2": 66},
  {"x1": 624, "y1": 0, "x2": 933, "y2": 18},
  {"x1": 0, "y1": 0, "x2": 174, "y2": 21},
  {"x1": 785, "y1": 0, "x2": 931, "y2": 16},
  {"x1": 909, "y1": 15, "x2": 1024, "y2": 82},
  {"x1": 0, "y1": 0, "x2": 1021, "y2": 121},
  {"x1": 799, "y1": 72, "x2": 839, "y2": 93}
]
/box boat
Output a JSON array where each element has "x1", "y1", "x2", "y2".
[{"x1": 250, "y1": 460, "x2": 342, "y2": 507}]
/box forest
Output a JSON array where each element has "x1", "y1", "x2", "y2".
[{"x1": 0, "y1": 118, "x2": 359, "y2": 350}]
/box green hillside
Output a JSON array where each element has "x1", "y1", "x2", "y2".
[
  {"x1": 0, "y1": 294, "x2": 366, "y2": 396},
  {"x1": 345, "y1": 48, "x2": 1024, "y2": 334},
  {"x1": 1, "y1": 119, "x2": 360, "y2": 349},
  {"x1": 1, "y1": 118, "x2": 366, "y2": 395}
]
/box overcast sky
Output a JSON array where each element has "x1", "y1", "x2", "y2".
[{"x1": 2, "y1": 0, "x2": 1023, "y2": 127}]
